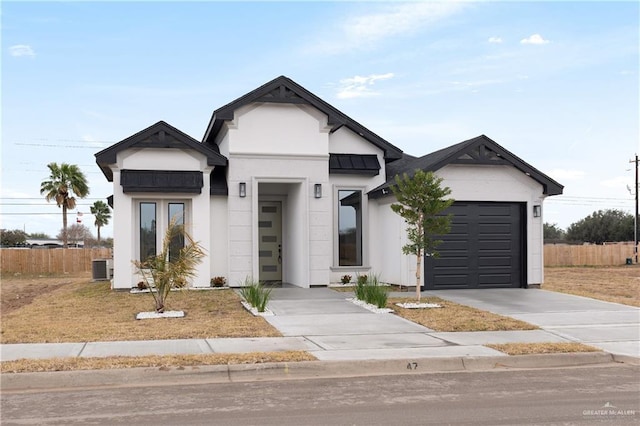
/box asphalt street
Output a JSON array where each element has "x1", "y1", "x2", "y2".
[{"x1": 2, "y1": 364, "x2": 638, "y2": 425}]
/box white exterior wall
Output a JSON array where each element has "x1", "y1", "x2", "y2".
[
  {"x1": 110, "y1": 148, "x2": 213, "y2": 289},
  {"x1": 210, "y1": 196, "x2": 228, "y2": 280},
  {"x1": 377, "y1": 164, "x2": 545, "y2": 287},
  {"x1": 327, "y1": 128, "x2": 388, "y2": 284},
  {"x1": 223, "y1": 103, "x2": 332, "y2": 287}
]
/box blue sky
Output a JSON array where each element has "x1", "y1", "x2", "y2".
[{"x1": 2, "y1": 1, "x2": 638, "y2": 240}]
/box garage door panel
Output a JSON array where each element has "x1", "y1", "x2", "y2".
[
  {"x1": 478, "y1": 256, "x2": 512, "y2": 267},
  {"x1": 434, "y1": 258, "x2": 469, "y2": 268},
  {"x1": 439, "y1": 241, "x2": 469, "y2": 251},
  {"x1": 449, "y1": 223, "x2": 469, "y2": 235},
  {"x1": 478, "y1": 240, "x2": 512, "y2": 251},
  {"x1": 478, "y1": 203, "x2": 511, "y2": 213},
  {"x1": 425, "y1": 202, "x2": 524, "y2": 290},
  {"x1": 478, "y1": 275, "x2": 513, "y2": 287},
  {"x1": 479, "y1": 223, "x2": 512, "y2": 234},
  {"x1": 433, "y1": 274, "x2": 470, "y2": 287}
]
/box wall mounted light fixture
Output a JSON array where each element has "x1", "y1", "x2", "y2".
[
  {"x1": 533, "y1": 205, "x2": 541, "y2": 218},
  {"x1": 314, "y1": 183, "x2": 322, "y2": 199},
  {"x1": 239, "y1": 182, "x2": 246, "y2": 198}
]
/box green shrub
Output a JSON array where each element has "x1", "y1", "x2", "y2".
[
  {"x1": 239, "y1": 277, "x2": 272, "y2": 313},
  {"x1": 354, "y1": 279, "x2": 367, "y2": 300},
  {"x1": 354, "y1": 274, "x2": 388, "y2": 308}
]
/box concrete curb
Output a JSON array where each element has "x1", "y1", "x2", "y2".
[
  {"x1": 0, "y1": 352, "x2": 623, "y2": 392},
  {"x1": 611, "y1": 353, "x2": 640, "y2": 366}
]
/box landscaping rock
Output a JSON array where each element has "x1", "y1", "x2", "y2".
[
  {"x1": 135, "y1": 311, "x2": 185, "y2": 320},
  {"x1": 395, "y1": 302, "x2": 442, "y2": 309},
  {"x1": 241, "y1": 301, "x2": 274, "y2": 317}
]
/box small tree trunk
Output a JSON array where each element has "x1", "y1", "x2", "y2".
[
  {"x1": 62, "y1": 204, "x2": 68, "y2": 248},
  {"x1": 155, "y1": 298, "x2": 164, "y2": 313},
  {"x1": 415, "y1": 218, "x2": 423, "y2": 301},
  {"x1": 97, "y1": 225, "x2": 101, "y2": 244}
]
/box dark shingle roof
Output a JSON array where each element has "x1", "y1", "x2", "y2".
[
  {"x1": 202, "y1": 75, "x2": 403, "y2": 162},
  {"x1": 95, "y1": 121, "x2": 227, "y2": 181},
  {"x1": 370, "y1": 135, "x2": 563, "y2": 198}
]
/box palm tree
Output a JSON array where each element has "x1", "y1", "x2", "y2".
[
  {"x1": 133, "y1": 218, "x2": 205, "y2": 313},
  {"x1": 40, "y1": 162, "x2": 89, "y2": 248},
  {"x1": 90, "y1": 200, "x2": 111, "y2": 244}
]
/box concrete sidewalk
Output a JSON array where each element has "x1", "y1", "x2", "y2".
[
  {"x1": 427, "y1": 288, "x2": 640, "y2": 359},
  {"x1": 1, "y1": 287, "x2": 638, "y2": 363}
]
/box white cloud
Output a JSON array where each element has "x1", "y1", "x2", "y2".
[
  {"x1": 520, "y1": 34, "x2": 550, "y2": 45},
  {"x1": 600, "y1": 176, "x2": 632, "y2": 189},
  {"x1": 548, "y1": 168, "x2": 586, "y2": 181},
  {"x1": 9, "y1": 44, "x2": 35, "y2": 57},
  {"x1": 335, "y1": 73, "x2": 395, "y2": 99},
  {"x1": 81, "y1": 135, "x2": 106, "y2": 148},
  {"x1": 314, "y1": 2, "x2": 468, "y2": 54},
  {"x1": 488, "y1": 36, "x2": 503, "y2": 44}
]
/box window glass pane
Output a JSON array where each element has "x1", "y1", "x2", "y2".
[
  {"x1": 168, "y1": 203, "x2": 185, "y2": 263},
  {"x1": 140, "y1": 202, "x2": 156, "y2": 261},
  {"x1": 338, "y1": 190, "x2": 362, "y2": 266}
]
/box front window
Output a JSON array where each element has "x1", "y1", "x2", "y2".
[
  {"x1": 338, "y1": 190, "x2": 362, "y2": 266},
  {"x1": 140, "y1": 202, "x2": 156, "y2": 262},
  {"x1": 168, "y1": 203, "x2": 185, "y2": 262},
  {"x1": 137, "y1": 200, "x2": 190, "y2": 262}
]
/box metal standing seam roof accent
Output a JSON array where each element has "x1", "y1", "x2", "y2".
[
  {"x1": 95, "y1": 120, "x2": 227, "y2": 182},
  {"x1": 210, "y1": 166, "x2": 228, "y2": 195},
  {"x1": 120, "y1": 170, "x2": 204, "y2": 194},
  {"x1": 329, "y1": 154, "x2": 381, "y2": 175},
  {"x1": 369, "y1": 135, "x2": 564, "y2": 198},
  {"x1": 201, "y1": 75, "x2": 403, "y2": 162}
]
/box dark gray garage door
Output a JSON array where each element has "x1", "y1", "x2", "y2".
[{"x1": 425, "y1": 202, "x2": 525, "y2": 290}]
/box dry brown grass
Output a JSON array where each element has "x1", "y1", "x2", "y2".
[
  {"x1": 1, "y1": 275, "x2": 280, "y2": 344},
  {"x1": 389, "y1": 297, "x2": 537, "y2": 332},
  {"x1": 1, "y1": 272, "x2": 91, "y2": 314},
  {"x1": 544, "y1": 266, "x2": 640, "y2": 307},
  {"x1": 0, "y1": 351, "x2": 316, "y2": 373},
  {"x1": 487, "y1": 342, "x2": 601, "y2": 355}
]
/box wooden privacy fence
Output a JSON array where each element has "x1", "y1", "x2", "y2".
[
  {"x1": 544, "y1": 244, "x2": 636, "y2": 267},
  {"x1": 0, "y1": 248, "x2": 113, "y2": 274}
]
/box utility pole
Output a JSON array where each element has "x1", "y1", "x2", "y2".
[{"x1": 631, "y1": 155, "x2": 639, "y2": 263}]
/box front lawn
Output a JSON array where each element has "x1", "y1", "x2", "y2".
[
  {"x1": 0, "y1": 351, "x2": 315, "y2": 374},
  {"x1": 544, "y1": 266, "x2": 640, "y2": 307},
  {"x1": 1, "y1": 274, "x2": 280, "y2": 344},
  {"x1": 389, "y1": 297, "x2": 538, "y2": 332}
]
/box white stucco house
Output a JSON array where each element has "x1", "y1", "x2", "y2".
[{"x1": 95, "y1": 76, "x2": 563, "y2": 291}]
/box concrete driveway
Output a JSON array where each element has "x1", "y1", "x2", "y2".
[
  {"x1": 427, "y1": 288, "x2": 640, "y2": 358},
  {"x1": 264, "y1": 287, "x2": 505, "y2": 361}
]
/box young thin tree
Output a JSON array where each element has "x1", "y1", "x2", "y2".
[
  {"x1": 391, "y1": 170, "x2": 454, "y2": 301},
  {"x1": 132, "y1": 218, "x2": 205, "y2": 313},
  {"x1": 40, "y1": 162, "x2": 89, "y2": 248},
  {"x1": 90, "y1": 200, "x2": 111, "y2": 244}
]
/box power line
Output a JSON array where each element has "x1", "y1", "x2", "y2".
[
  {"x1": 555, "y1": 196, "x2": 632, "y2": 201},
  {"x1": 0, "y1": 213, "x2": 99, "y2": 216},
  {"x1": 0, "y1": 197, "x2": 109, "y2": 200},
  {"x1": 13, "y1": 143, "x2": 108, "y2": 149},
  {"x1": 14, "y1": 137, "x2": 116, "y2": 143}
]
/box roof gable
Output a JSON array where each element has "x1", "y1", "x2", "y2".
[
  {"x1": 95, "y1": 121, "x2": 227, "y2": 181},
  {"x1": 202, "y1": 76, "x2": 403, "y2": 161},
  {"x1": 370, "y1": 135, "x2": 563, "y2": 198}
]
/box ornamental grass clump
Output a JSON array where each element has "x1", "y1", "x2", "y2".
[
  {"x1": 132, "y1": 218, "x2": 205, "y2": 313},
  {"x1": 239, "y1": 278, "x2": 273, "y2": 313},
  {"x1": 354, "y1": 274, "x2": 388, "y2": 308}
]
